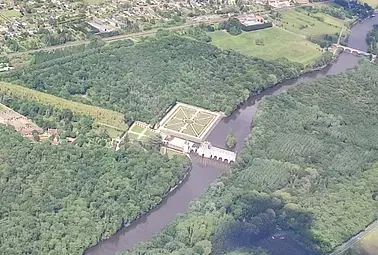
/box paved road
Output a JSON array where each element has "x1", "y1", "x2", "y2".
[
  {"x1": 330, "y1": 219, "x2": 378, "y2": 255},
  {"x1": 7, "y1": 1, "x2": 333, "y2": 57}
]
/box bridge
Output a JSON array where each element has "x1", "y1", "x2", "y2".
[
  {"x1": 333, "y1": 44, "x2": 376, "y2": 63},
  {"x1": 192, "y1": 141, "x2": 236, "y2": 163}
]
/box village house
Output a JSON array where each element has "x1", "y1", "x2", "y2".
[
  {"x1": 268, "y1": 0, "x2": 292, "y2": 8},
  {"x1": 239, "y1": 14, "x2": 272, "y2": 31}
]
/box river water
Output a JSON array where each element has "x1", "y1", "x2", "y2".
[{"x1": 85, "y1": 15, "x2": 378, "y2": 255}]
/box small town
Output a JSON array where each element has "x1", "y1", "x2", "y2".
[{"x1": 0, "y1": 0, "x2": 292, "y2": 52}]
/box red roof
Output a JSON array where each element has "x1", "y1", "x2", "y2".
[{"x1": 48, "y1": 128, "x2": 58, "y2": 135}]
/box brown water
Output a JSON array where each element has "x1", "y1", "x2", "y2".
[{"x1": 85, "y1": 15, "x2": 378, "y2": 255}]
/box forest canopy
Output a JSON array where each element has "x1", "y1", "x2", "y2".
[
  {"x1": 124, "y1": 62, "x2": 378, "y2": 254},
  {"x1": 0, "y1": 126, "x2": 189, "y2": 255},
  {"x1": 1, "y1": 36, "x2": 303, "y2": 124}
]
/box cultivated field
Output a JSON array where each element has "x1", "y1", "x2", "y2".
[
  {"x1": 281, "y1": 10, "x2": 345, "y2": 39},
  {"x1": 360, "y1": 0, "x2": 378, "y2": 8},
  {"x1": 346, "y1": 228, "x2": 378, "y2": 255},
  {"x1": 0, "y1": 83, "x2": 128, "y2": 131},
  {"x1": 159, "y1": 103, "x2": 222, "y2": 141},
  {"x1": 0, "y1": 103, "x2": 42, "y2": 136},
  {"x1": 210, "y1": 28, "x2": 322, "y2": 64}
]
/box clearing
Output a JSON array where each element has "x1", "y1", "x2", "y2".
[
  {"x1": 158, "y1": 102, "x2": 224, "y2": 143},
  {"x1": 281, "y1": 9, "x2": 345, "y2": 39},
  {"x1": 210, "y1": 28, "x2": 322, "y2": 64},
  {"x1": 0, "y1": 103, "x2": 42, "y2": 137}
]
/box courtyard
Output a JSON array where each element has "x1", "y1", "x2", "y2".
[
  {"x1": 127, "y1": 121, "x2": 155, "y2": 142},
  {"x1": 158, "y1": 102, "x2": 224, "y2": 143}
]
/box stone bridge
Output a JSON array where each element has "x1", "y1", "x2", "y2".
[
  {"x1": 333, "y1": 44, "x2": 376, "y2": 62},
  {"x1": 192, "y1": 141, "x2": 236, "y2": 163}
]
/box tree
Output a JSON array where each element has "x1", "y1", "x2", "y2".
[
  {"x1": 0, "y1": 125, "x2": 188, "y2": 255},
  {"x1": 148, "y1": 133, "x2": 163, "y2": 151},
  {"x1": 32, "y1": 130, "x2": 40, "y2": 142},
  {"x1": 226, "y1": 132, "x2": 237, "y2": 149}
]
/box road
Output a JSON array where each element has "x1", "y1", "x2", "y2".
[
  {"x1": 7, "y1": 1, "x2": 333, "y2": 57},
  {"x1": 7, "y1": 18, "x2": 228, "y2": 57},
  {"x1": 329, "y1": 219, "x2": 378, "y2": 255}
]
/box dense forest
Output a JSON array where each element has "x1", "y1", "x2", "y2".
[
  {"x1": 366, "y1": 24, "x2": 378, "y2": 54},
  {"x1": 1, "y1": 35, "x2": 304, "y2": 124},
  {"x1": 0, "y1": 126, "x2": 190, "y2": 254},
  {"x1": 0, "y1": 93, "x2": 110, "y2": 146},
  {"x1": 124, "y1": 62, "x2": 378, "y2": 255},
  {"x1": 334, "y1": 0, "x2": 374, "y2": 19}
]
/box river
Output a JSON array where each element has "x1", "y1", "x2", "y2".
[{"x1": 84, "y1": 15, "x2": 378, "y2": 255}]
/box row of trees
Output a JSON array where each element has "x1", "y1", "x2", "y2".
[
  {"x1": 0, "y1": 125, "x2": 190, "y2": 255},
  {"x1": 2, "y1": 35, "x2": 304, "y2": 125},
  {"x1": 123, "y1": 62, "x2": 378, "y2": 255}
]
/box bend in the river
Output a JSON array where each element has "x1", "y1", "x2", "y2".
[{"x1": 84, "y1": 15, "x2": 378, "y2": 255}]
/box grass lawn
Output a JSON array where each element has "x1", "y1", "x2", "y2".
[
  {"x1": 165, "y1": 148, "x2": 183, "y2": 158},
  {"x1": 127, "y1": 123, "x2": 155, "y2": 142},
  {"x1": 83, "y1": 0, "x2": 107, "y2": 4},
  {"x1": 144, "y1": 129, "x2": 155, "y2": 137},
  {"x1": 130, "y1": 125, "x2": 145, "y2": 133},
  {"x1": 99, "y1": 126, "x2": 122, "y2": 139},
  {"x1": 0, "y1": 10, "x2": 21, "y2": 20},
  {"x1": 182, "y1": 125, "x2": 197, "y2": 136},
  {"x1": 281, "y1": 10, "x2": 344, "y2": 39},
  {"x1": 210, "y1": 28, "x2": 322, "y2": 64},
  {"x1": 127, "y1": 133, "x2": 139, "y2": 140},
  {"x1": 0, "y1": 103, "x2": 5, "y2": 112}
]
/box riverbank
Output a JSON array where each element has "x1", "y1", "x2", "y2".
[
  {"x1": 84, "y1": 54, "x2": 350, "y2": 255},
  {"x1": 87, "y1": 159, "x2": 192, "y2": 249},
  {"x1": 85, "y1": 14, "x2": 378, "y2": 255}
]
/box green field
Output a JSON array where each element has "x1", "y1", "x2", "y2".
[
  {"x1": 131, "y1": 125, "x2": 145, "y2": 133},
  {"x1": 346, "y1": 227, "x2": 378, "y2": 255},
  {"x1": 360, "y1": 0, "x2": 378, "y2": 8},
  {"x1": 210, "y1": 28, "x2": 322, "y2": 64},
  {"x1": 97, "y1": 126, "x2": 122, "y2": 139},
  {"x1": 281, "y1": 10, "x2": 344, "y2": 39},
  {"x1": 0, "y1": 10, "x2": 21, "y2": 20},
  {"x1": 127, "y1": 123, "x2": 154, "y2": 142},
  {"x1": 0, "y1": 103, "x2": 5, "y2": 112},
  {"x1": 83, "y1": 0, "x2": 107, "y2": 4}
]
